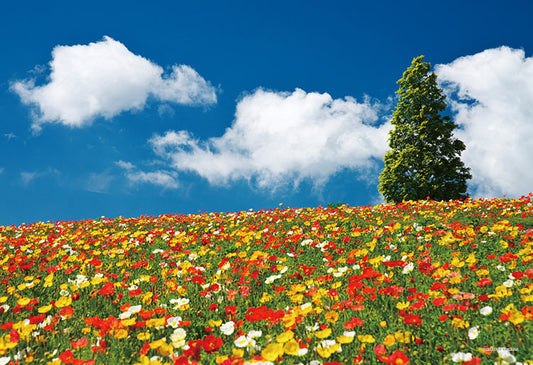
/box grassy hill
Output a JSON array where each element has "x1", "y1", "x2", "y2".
[{"x1": 1, "y1": 195, "x2": 532, "y2": 364}]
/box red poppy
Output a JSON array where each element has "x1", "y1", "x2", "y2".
[
  {"x1": 129, "y1": 288, "x2": 142, "y2": 297},
  {"x1": 98, "y1": 282, "x2": 115, "y2": 296},
  {"x1": 9, "y1": 329, "x2": 19, "y2": 343},
  {"x1": 71, "y1": 337, "x2": 89, "y2": 349},
  {"x1": 344, "y1": 317, "x2": 364, "y2": 329},
  {"x1": 404, "y1": 314, "x2": 421, "y2": 326},
  {"x1": 202, "y1": 335, "x2": 223, "y2": 353},
  {"x1": 463, "y1": 357, "x2": 482, "y2": 365},
  {"x1": 388, "y1": 350, "x2": 409, "y2": 364},
  {"x1": 59, "y1": 306, "x2": 74, "y2": 319}
]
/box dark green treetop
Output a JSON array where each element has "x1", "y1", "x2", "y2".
[{"x1": 378, "y1": 56, "x2": 471, "y2": 203}]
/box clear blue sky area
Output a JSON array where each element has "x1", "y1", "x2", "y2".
[{"x1": 1, "y1": 0, "x2": 532, "y2": 225}]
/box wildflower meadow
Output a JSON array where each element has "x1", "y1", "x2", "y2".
[{"x1": 1, "y1": 195, "x2": 533, "y2": 365}]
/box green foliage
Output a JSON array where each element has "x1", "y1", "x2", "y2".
[{"x1": 379, "y1": 56, "x2": 471, "y2": 203}]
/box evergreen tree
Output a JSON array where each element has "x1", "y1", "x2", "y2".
[{"x1": 378, "y1": 56, "x2": 471, "y2": 203}]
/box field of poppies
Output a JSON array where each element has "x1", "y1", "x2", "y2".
[{"x1": 1, "y1": 195, "x2": 533, "y2": 365}]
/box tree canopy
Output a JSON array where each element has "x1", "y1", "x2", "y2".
[{"x1": 378, "y1": 56, "x2": 471, "y2": 203}]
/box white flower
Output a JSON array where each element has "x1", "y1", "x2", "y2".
[
  {"x1": 166, "y1": 316, "x2": 182, "y2": 328},
  {"x1": 343, "y1": 331, "x2": 355, "y2": 337},
  {"x1": 279, "y1": 266, "x2": 288, "y2": 274},
  {"x1": 297, "y1": 347, "x2": 309, "y2": 356},
  {"x1": 220, "y1": 321, "x2": 235, "y2": 335},
  {"x1": 496, "y1": 265, "x2": 506, "y2": 271},
  {"x1": 402, "y1": 262, "x2": 414, "y2": 274},
  {"x1": 306, "y1": 323, "x2": 320, "y2": 332},
  {"x1": 265, "y1": 274, "x2": 282, "y2": 284},
  {"x1": 502, "y1": 279, "x2": 514, "y2": 288},
  {"x1": 480, "y1": 306, "x2": 493, "y2": 316},
  {"x1": 450, "y1": 352, "x2": 472, "y2": 363},
  {"x1": 234, "y1": 335, "x2": 250, "y2": 348},
  {"x1": 59, "y1": 289, "x2": 70, "y2": 297},
  {"x1": 248, "y1": 330, "x2": 262, "y2": 338},
  {"x1": 0, "y1": 356, "x2": 11, "y2": 365},
  {"x1": 300, "y1": 239, "x2": 313, "y2": 246},
  {"x1": 170, "y1": 328, "x2": 187, "y2": 348},
  {"x1": 467, "y1": 326, "x2": 479, "y2": 340},
  {"x1": 497, "y1": 348, "x2": 516, "y2": 363}
]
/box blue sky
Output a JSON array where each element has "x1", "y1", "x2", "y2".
[{"x1": 1, "y1": 1, "x2": 533, "y2": 225}]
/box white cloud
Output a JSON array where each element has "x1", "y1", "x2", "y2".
[
  {"x1": 11, "y1": 36, "x2": 216, "y2": 131},
  {"x1": 116, "y1": 160, "x2": 135, "y2": 171},
  {"x1": 20, "y1": 168, "x2": 61, "y2": 186},
  {"x1": 116, "y1": 160, "x2": 178, "y2": 189},
  {"x1": 85, "y1": 172, "x2": 115, "y2": 193},
  {"x1": 436, "y1": 46, "x2": 533, "y2": 198},
  {"x1": 149, "y1": 88, "x2": 390, "y2": 189},
  {"x1": 20, "y1": 172, "x2": 38, "y2": 186}
]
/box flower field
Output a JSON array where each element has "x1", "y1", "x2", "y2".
[{"x1": 1, "y1": 196, "x2": 533, "y2": 365}]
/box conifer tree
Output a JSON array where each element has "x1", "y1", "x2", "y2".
[{"x1": 378, "y1": 56, "x2": 471, "y2": 203}]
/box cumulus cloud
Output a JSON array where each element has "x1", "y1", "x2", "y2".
[
  {"x1": 436, "y1": 46, "x2": 533, "y2": 198},
  {"x1": 11, "y1": 36, "x2": 216, "y2": 131},
  {"x1": 116, "y1": 160, "x2": 178, "y2": 189},
  {"x1": 149, "y1": 88, "x2": 390, "y2": 189}
]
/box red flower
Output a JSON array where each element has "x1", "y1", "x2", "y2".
[
  {"x1": 71, "y1": 337, "x2": 89, "y2": 349},
  {"x1": 98, "y1": 282, "x2": 115, "y2": 296},
  {"x1": 59, "y1": 306, "x2": 74, "y2": 319},
  {"x1": 344, "y1": 317, "x2": 364, "y2": 329},
  {"x1": 463, "y1": 357, "x2": 482, "y2": 365},
  {"x1": 129, "y1": 288, "x2": 142, "y2": 297},
  {"x1": 202, "y1": 335, "x2": 223, "y2": 353},
  {"x1": 9, "y1": 329, "x2": 19, "y2": 343},
  {"x1": 374, "y1": 344, "x2": 387, "y2": 357},
  {"x1": 59, "y1": 350, "x2": 74, "y2": 364},
  {"x1": 404, "y1": 314, "x2": 421, "y2": 326},
  {"x1": 388, "y1": 350, "x2": 410, "y2": 364}
]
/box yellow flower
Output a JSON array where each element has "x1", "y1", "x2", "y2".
[
  {"x1": 325, "y1": 310, "x2": 339, "y2": 323},
  {"x1": 232, "y1": 348, "x2": 244, "y2": 358},
  {"x1": 209, "y1": 319, "x2": 222, "y2": 327},
  {"x1": 509, "y1": 311, "x2": 525, "y2": 325},
  {"x1": 451, "y1": 318, "x2": 469, "y2": 329},
  {"x1": 121, "y1": 318, "x2": 136, "y2": 327},
  {"x1": 396, "y1": 301, "x2": 410, "y2": 310},
  {"x1": 315, "y1": 328, "x2": 332, "y2": 339},
  {"x1": 291, "y1": 294, "x2": 304, "y2": 303},
  {"x1": 383, "y1": 334, "x2": 396, "y2": 347},
  {"x1": 283, "y1": 339, "x2": 300, "y2": 355},
  {"x1": 262, "y1": 343, "x2": 284, "y2": 361},
  {"x1": 495, "y1": 285, "x2": 512, "y2": 298},
  {"x1": 260, "y1": 292, "x2": 272, "y2": 303},
  {"x1": 137, "y1": 332, "x2": 151, "y2": 341},
  {"x1": 337, "y1": 335, "x2": 354, "y2": 344},
  {"x1": 316, "y1": 342, "x2": 340, "y2": 358},
  {"x1": 55, "y1": 296, "x2": 72, "y2": 308},
  {"x1": 276, "y1": 330, "x2": 294, "y2": 343},
  {"x1": 149, "y1": 339, "x2": 166, "y2": 350},
  {"x1": 357, "y1": 335, "x2": 375, "y2": 343},
  {"x1": 146, "y1": 317, "x2": 166, "y2": 328},
  {"x1": 17, "y1": 297, "x2": 31, "y2": 307},
  {"x1": 380, "y1": 321, "x2": 387, "y2": 328},
  {"x1": 216, "y1": 356, "x2": 229, "y2": 364},
  {"x1": 114, "y1": 329, "x2": 128, "y2": 339},
  {"x1": 0, "y1": 297, "x2": 7, "y2": 303},
  {"x1": 394, "y1": 331, "x2": 412, "y2": 343}
]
